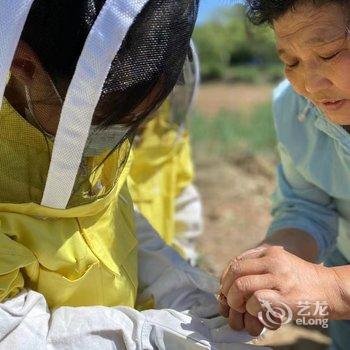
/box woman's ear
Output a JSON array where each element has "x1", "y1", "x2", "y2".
[{"x1": 10, "y1": 41, "x2": 38, "y2": 85}]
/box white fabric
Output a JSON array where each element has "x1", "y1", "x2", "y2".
[
  {"x1": 0, "y1": 0, "x2": 35, "y2": 109},
  {"x1": 175, "y1": 184, "x2": 203, "y2": 240},
  {"x1": 0, "y1": 291, "x2": 271, "y2": 350},
  {"x1": 173, "y1": 184, "x2": 203, "y2": 264},
  {"x1": 189, "y1": 40, "x2": 201, "y2": 112},
  {"x1": 0, "y1": 212, "x2": 271, "y2": 349},
  {"x1": 135, "y1": 211, "x2": 210, "y2": 313},
  {"x1": 42, "y1": 0, "x2": 149, "y2": 209}
]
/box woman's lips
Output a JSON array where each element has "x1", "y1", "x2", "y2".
[{"x1": 319, "y1": 99, "x2": 347, "y2": 112}]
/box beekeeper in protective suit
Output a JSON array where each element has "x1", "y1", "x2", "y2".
[
  {"x1": 129, "y1": 42, "x2": 202, "y2": 263},
  {"x1": 0, "y1": 1, "x2": 271, "y2": 349}
]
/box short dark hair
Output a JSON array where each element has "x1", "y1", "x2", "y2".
[
  {"x1": 245, "y1": 0, "x2": 348, "y2": 25},
  {"x1": 22, "y1": 1, "x2": 104, "y2": 83}
]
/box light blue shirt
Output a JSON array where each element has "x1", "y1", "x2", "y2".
[{"x1": 268, "y1": 80, "x2": 350, "y2": 263}]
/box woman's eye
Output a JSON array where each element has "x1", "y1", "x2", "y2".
[
  {"x1": 320, "y1": 51, "x2": 340, "y2": 61},
  {"x1": 285, "y1": 61, "x2": 299, "y2": 68}
]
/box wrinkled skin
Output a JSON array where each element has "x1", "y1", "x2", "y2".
[
  {"x1": 219, "y1": 245, "x2": 346, "y2": 335},
  {"x1": 277, "y1": 2, "x2": 350, "y2": 126}
]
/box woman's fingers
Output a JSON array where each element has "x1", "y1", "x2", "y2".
[
  {"x1": 244, "y1": 312, "x2": 265, "y2": 337},
  {"x1": 218, "y1": 293, "x2": 230, "y2": 318},
  {"x1": 237, "y1": 246, "x2": 268, "y2": 260},
  {"x1": 247, "y1": 290, "x2": 284, "y2": 331},
  {"x1": 221, "y1": 255, "x2": 270, "y2": 298},
  {"x1": 226, "y1": 274, "x2": 277, "y2": 312},
  {"x1": 228, "y1": 308, "x2": 245, "y2": 331}
]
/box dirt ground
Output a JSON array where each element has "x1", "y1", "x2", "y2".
[
  {"x1": 196, "y1": 83, "x2": 273, "y2": 116},
  {"x1": 194, "y1": 83, "x2": 332, "y2": 349}
]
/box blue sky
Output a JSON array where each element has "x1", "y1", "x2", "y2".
[{"x1": 197, "y1": 0, "x2": 242, "y2": 24}]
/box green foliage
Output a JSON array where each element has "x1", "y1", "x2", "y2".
[
  {"x1": 190, "y1": 102, "x2": 277, "y2": 156},
  {"x1": 225, "y1": 64, "x2": 284, "y2": 84},
  {"x1": 194, "y1": 5, "x2": 283, "y2": 82},
  {"x1": 193, "y1": 17, "x2": 231, "y2": 79}
]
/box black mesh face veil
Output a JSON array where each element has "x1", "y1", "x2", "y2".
[
  {"x1": 20, "y1": 0, "x2": 200, "y2": 127},
  {"x1": 169, "y1": 41, "x2": 200, "y2": 128},
  {"x1": 0, "y1": 0, "x2": 199, "y2": 209}
]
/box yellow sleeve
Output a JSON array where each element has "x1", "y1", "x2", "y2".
[
  {"x1": 0, "y1": 230, "x2": 36, "y2": 302},
  {"x1": 175, "y1": 131, "x2": 194, "y2": 197}
]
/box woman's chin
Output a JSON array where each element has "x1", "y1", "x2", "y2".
[{"x1": 324, "y1": 113, "x2": 350, "y2": 127}]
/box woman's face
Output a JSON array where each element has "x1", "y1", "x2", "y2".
[{"x1": 274, "y1": 2, "x2": 350, "y2": 125}]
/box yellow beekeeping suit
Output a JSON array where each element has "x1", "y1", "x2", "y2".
[
  {"x1": 128, "y1": 103, "x2": 194, "y2": 247},
  {"x1": 0, "y1": 99, "x2": 138, "y2": 309}
]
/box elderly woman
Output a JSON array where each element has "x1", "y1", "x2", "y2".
[{"x1": 219, "y1": 1, "x2": 350, "y2": 349}]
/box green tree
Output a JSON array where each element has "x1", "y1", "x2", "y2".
[
  {"x1": 194, "y1": 5, "x2": 282, "y2": 81},
  {"x1": 193, "y1": 16, "x2": 231, "y2": 80}
]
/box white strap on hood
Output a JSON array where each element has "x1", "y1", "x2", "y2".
[
  {"x1": 0, "y1": 0, "x2": 35, "y2": 109},
  {"x1": 41, "y1": 0, "x2": 150, "y2": 209},
  {"x1": 189, "y1": 40, "x2": 201, "y2": 112}
]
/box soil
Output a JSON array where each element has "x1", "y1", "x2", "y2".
[
  {"x1": 195, "y1": 153, "x2": 275, "y2": 276},
  {"x1": 196, "y1": 83, "x2": 273, "y2": 116}
]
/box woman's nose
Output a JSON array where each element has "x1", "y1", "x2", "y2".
[{"x1": 304, "y1": 66, "x2": 332, "y2": 94}]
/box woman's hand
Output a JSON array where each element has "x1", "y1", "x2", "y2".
[
  {"x1": 218, "y1": 292, "x2": 266, "y2": 336},
  {"x1": 219, "y1": 245, "x2": 345, "y2": 333}
]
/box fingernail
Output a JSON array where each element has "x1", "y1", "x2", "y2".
[{"x1": 218, "y1": 293, "x2": 229, "y2": 307}]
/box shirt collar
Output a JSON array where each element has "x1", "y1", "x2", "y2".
[{"x1": 311, "y1": 104, "x2": 350, "y2": 151}]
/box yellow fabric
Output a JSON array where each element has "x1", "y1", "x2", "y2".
[
  {"x1": 0, "y1": 99, "x2": 138, "y2": 308},
  {"x1": 128, "y1": 103, "x2": 194, "y2": 246},
  {"x1": 0, "y1": 100, "x2": 130, "y2": 208}
]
